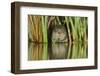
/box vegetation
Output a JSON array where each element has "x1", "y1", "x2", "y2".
[
  {"x1": 28, "y1": 15, "x2": 88, "y2": 43},
  {"x1": 28, "y1": 15, "x2": 88, "y2": 60}
]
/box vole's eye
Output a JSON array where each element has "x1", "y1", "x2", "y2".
[{"x1": 54, "y1": 29, "x2": 58, "y2": 32}]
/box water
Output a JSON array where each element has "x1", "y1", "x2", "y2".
[{"x1": 28, "y1": 42, "x2": 88, "y2": 61}]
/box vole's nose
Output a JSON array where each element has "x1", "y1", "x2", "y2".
[{"x1": 58, "y1": 31, "x2": 61, "y2": 34}]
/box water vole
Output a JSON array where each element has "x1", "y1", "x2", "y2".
[{"x1": 52, "y1": 25, "x2": 67, "y2": 42}]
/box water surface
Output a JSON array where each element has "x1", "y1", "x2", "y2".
[{"x1": 28, "y1": 42, "x2": 88, "y2": 61}]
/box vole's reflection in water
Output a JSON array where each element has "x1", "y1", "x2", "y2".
[
  {"x1": 49, "y1": 43, "x2": 68, "y2": 59},
  {"x1": 28, "y1": 42, "x2": 88, "y2": 60}
]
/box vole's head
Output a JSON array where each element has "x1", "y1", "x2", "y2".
[{"x1": 52, "y1": 25, "x2": 67, "y2": 42}]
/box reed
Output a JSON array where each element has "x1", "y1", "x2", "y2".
[
  {"x1": 28, "y1": 15, "x2": 88, "y2": 43},
  {"x1": 41, "y1": 16, "x2": 48, "y2": 42},
  {"x1": 65, "y1": 17, "x2": 71, "y2": 43}
]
